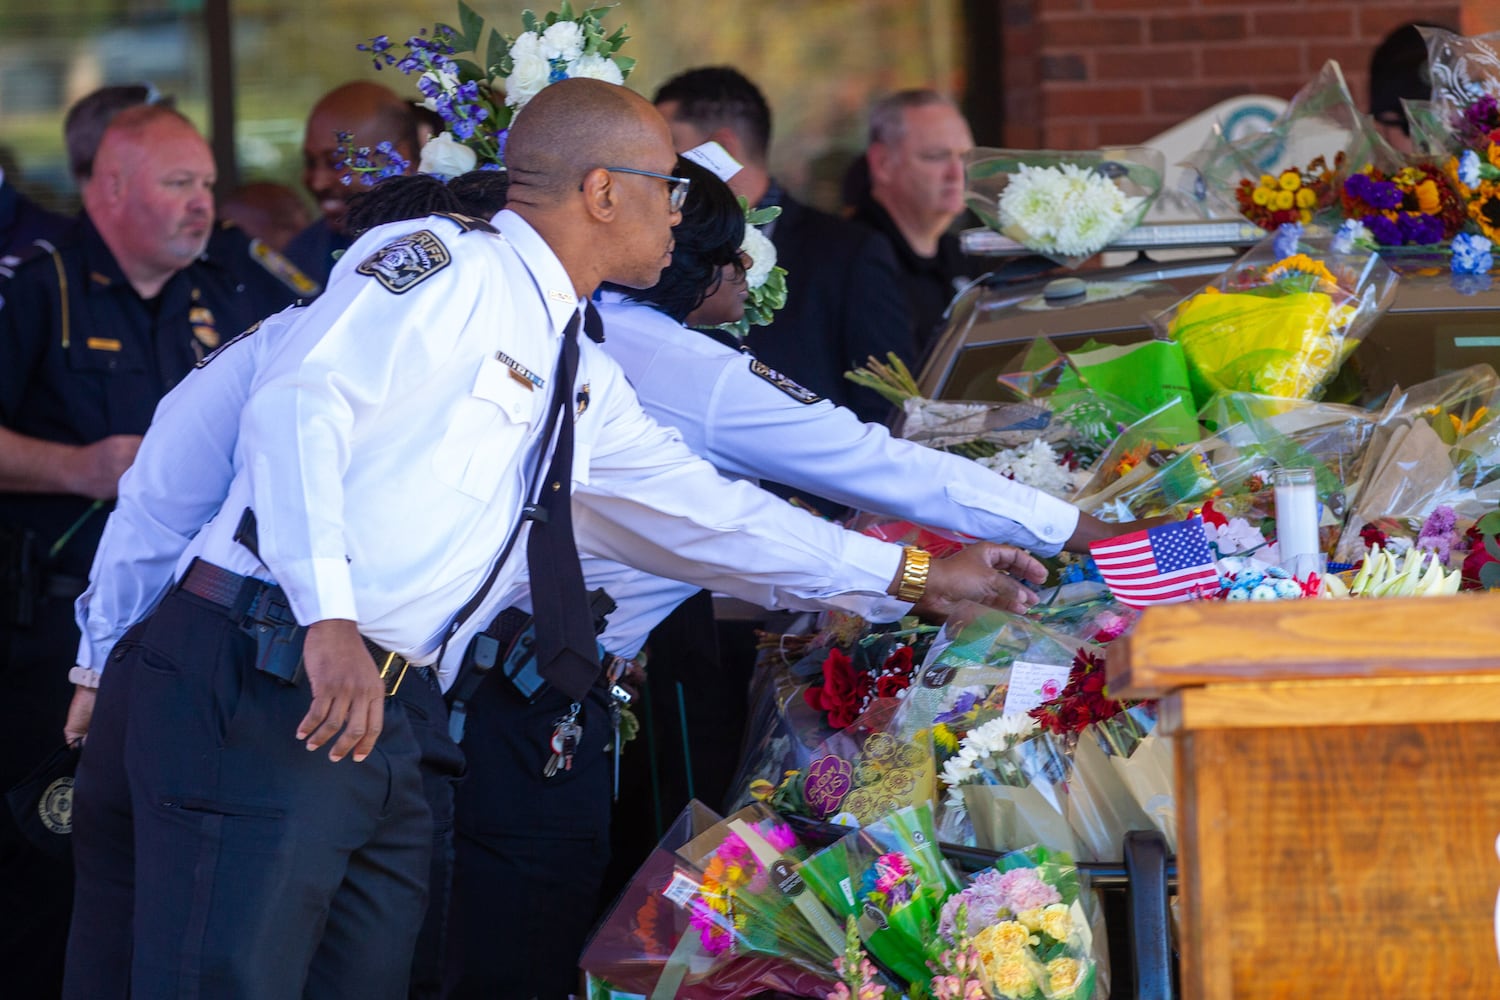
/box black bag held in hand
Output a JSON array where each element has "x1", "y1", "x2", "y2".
[{"x1": 4, "y1": 742, "x2": 82, "y2": 859}]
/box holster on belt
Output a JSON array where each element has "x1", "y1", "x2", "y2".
[
  {"x1": 238, "y1": 585, "x2": 306, "y2": 686},
  {"x1": 445, "y1": 589, "x2": 616, "y2": 743}
]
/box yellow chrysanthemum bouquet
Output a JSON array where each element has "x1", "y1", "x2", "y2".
[{"x1": 1152, "y1": 225, "x2": 1399, "y2": 409}]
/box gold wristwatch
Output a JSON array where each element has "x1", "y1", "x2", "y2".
[{"x1": 896, "y1": 546, "x2": 931, "y2": 603}]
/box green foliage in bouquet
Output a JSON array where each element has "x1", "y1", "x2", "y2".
[
  {"x1": 358, "y1": 1, "x2": 633, "y2": 170},
  {"x1": 846, "y1": 351, "x2": 922, "y2": 409},
  {"x1": 716, "y1": 200, "x2": 788, "y2": 339}
]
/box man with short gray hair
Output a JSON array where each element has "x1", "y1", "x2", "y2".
[{"x1": 854, "y1": 88, "x2": 987, "y2": 356}]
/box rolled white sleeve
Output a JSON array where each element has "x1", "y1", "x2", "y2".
[
  {"x1": 599, "y1": 296, "x2": 1079, "y2": 555},
  {"x1": 572, "y1": 346, "x2": 911, "y2": 640}
]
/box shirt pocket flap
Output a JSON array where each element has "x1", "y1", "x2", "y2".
[
  {"x1": 472, "y1": 355, "x2": 534, "y2": 423},
  {"x1": 431, "y1": 358, "x2": 536, "y2": 501}
]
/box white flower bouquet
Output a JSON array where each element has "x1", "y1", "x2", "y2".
[
  {"x1": 360, "y1": 1, "x2": 634, "y2": 172},
  {"x1": 964, "y1": 147, "x2": 1164, "y2": 267}
]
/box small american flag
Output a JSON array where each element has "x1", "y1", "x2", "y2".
[{"x1": 1089, "y1": 516, "x2": 1221, "y2": 608}]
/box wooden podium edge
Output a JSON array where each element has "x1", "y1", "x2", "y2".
[{"x1": 1107, "y1": 593, "x2": 1500, "y2": 700}]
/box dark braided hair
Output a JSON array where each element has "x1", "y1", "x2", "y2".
[
  {"x1": 603, "y1": 156, "x2": 745, "y2": 322},
  {"x1": 343, "y1": 169, "x2": 512, "y2": 236},
  {"x1": 343, "y1": 174, "x2": 461, "y2": 235},
  {"x1": 446, "y1": 169, "x2": 510, "y2": 218}
]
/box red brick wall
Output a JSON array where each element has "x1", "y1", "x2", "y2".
[{"x1": 998, "y1": 0, "x2": 1465, "y2": 149}]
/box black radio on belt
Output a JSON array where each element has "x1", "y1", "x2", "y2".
[{"x1": 465, "y1": 588, "x2": 616, "y2": 704}]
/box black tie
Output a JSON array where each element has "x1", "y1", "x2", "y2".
[{"x1": 525, "y1": 308, "x2": 601, "y2": 702}]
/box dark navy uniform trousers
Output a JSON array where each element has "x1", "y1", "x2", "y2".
[
  {"x1": 64, "y1": 587, "x2": 432, "y2": 1000},
  {"x1": 445, "y1": 669, "x2": 614, "y2": 999}
]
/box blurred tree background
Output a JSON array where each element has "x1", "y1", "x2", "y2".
[{"x1": 0, "y1": 0, "x2": 964, "y2": 215}]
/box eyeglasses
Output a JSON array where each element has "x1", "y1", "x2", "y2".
[{"x1": 602, "y1": 166, "x2": 691, "y2": 212}]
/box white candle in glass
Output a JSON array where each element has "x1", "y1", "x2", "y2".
[{"x1": 1274, "y1": 467, "x2": 1320, "y2": 568}]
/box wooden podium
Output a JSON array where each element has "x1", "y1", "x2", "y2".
[{"x1": 1109, "y1": 595, "x2": 1500, "y2": 998}]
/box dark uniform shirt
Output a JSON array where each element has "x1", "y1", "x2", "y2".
[
  {"x1": 207, "y1": 221, "x2": 321, "y2": 309},
  {"x1": 0, "y1": 180, "x2": 70, "y2": 268},
  {"x1": 0, "y1": 213, "x2": 287, "y2": 577},
  {"x1": 283, "y1": 215, "x2": 351, "y2": 293}
]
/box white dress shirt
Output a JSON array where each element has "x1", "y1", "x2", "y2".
[
  {"x1": 76, "y1": 211, "x2": 909, "y2": 689},
  {"x1": 585, "y1": 291, "x2": 1079, "y2": 656}
]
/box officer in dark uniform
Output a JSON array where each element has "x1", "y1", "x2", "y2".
[
  {"x1": 0, "y1": 102, "x2": 292, "y2": 1000},
  {"x1": 61, "y1": 82, "x2": 320, "y2": 311},
  {"x1": 0, "y1": 169, "x2": 69, "y2": 266}
]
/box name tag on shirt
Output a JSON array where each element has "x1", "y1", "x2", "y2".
[{"x1": 496, "y1": 350, "x2": 542, "y2": 391}]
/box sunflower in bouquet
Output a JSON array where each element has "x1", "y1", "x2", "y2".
[
  {"x1": 1443, "y1": 94, "x2": 1500, "y2": 243},
  {"x1": 1339, "y1": 164, "x2": 1466, "y2": 246},
  {"x1": 1156, "y1": 225, "x2": 1399, "y2": 407}
]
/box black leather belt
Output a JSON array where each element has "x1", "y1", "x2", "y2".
[{"x1": 180, "y1": 559, "x2": 415, "y2": 697}]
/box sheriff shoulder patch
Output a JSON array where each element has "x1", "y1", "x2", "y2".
[
  {"x1": 748, "y1": 358, "x2": 821, "y2": 404},
  {"x1": 357, "y1": 231, "x2": 452, "y2": 294}
]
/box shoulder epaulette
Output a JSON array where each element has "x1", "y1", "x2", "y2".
[
  {"x1": 249, "y1": 238, "x2": 322, "y2": 298},
  {"x1": 0, "y1": 237, "x2": 58, "y2": 280},
  {"x1": 433, "y1": 212, "x2": 498, "y2": 234}
]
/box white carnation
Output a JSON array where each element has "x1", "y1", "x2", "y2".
[
  {"x1": 940, "y1": 755, "x2": 978, "y2": 788},
  {"x1": 741, "y1": 224, "x2": 777, "y2": 289},
  {"x1": 975, "y1": 438, "x2": 1083, "y2": 499},
  {"x1": 998, "y1": 161, "x2": 1141, "y2": 259},
  {"x1": 541, "y1": 20, "x2": 585, "y2": 61},
  {"x1": 508, "y1": 30, "x2": 543, "y2": 61},
  {"x1": 566, "y1": 53, "x2": 624, "y2": 86},
  {"x1": 965, "y1": 713, "x2": 1037, "y2": 757},
  {"x1": 505, "y1": 49, "x2": 551, "y2": 108},
  {"x1": 418, "y1": 131, "x2": 477, "y2": 179}
]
